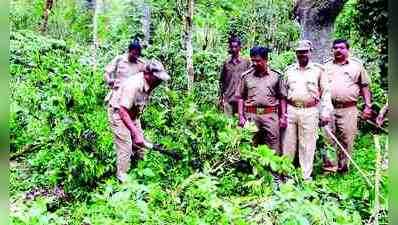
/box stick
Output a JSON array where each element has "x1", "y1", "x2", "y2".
[
  {"x1": 324, "y1": 127, "x2": 386, "y2": 202},
  {"x1": 323, "y1": 127, "x2": 372, "y2": 186},
  {"x1": 358, "y1": 114, "x2": 388, "y2": 133},
  {"x1": 373, "y1": 135, "x2": 381, "y2": 225}
]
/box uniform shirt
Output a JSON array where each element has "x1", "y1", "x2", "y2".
[
  {"x1": 239, "y1": 67, "x2": 281, "y2": 107},
  {"x1": 220, "y1": 56, "x2": 251, "y2": 103},
  {"x1": 324, "y1": 57, "x2": 370, "y2": 102},
  {"x1": 104, "y1": 53, "x2": 146, "y2": 106},
  {"x1": 117, "y1": 72, "x2": 150, "y2": 118},
  {"x1": 280, "y1": 62, "x2": 333, "y2": 117}
]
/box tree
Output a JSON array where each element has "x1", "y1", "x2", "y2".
[
  {"x1": 40, "y1": 0, "x2": 54, "y2": 33},
  {"x1": 294, "y1": 0, "x2": 347, "y2": 63},
  {"x1": 184, "y1": 0, "x2": 194, "y2": 89}
]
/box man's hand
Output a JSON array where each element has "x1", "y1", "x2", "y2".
[
  {"x1": 362, "y1": 106, "x2": 372, "y2": 120},
  {"x1": 133, "y1": 131, "x2": 145, "y2": 147},
  {"x1": 218, "y1": 96, "x2": 225, "y2": 110},
  {"x1": 279, "y1": 116, "x2": 287, "y2": 129},
  {"x1": 376, "y1": 114, "x2": 384, "y2": 127},
  {"x1": 319, "y1": 116, "x2": 331, "y2": 127},
  {"x1": 238, "y1": 115, "x2": 246, "y2": 127}
]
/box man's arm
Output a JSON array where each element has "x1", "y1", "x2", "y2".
[
  {"x1": 318, "y1": 69, "x2": 333, "y2": 126},
  {"x1": 360, "y1": 85, "x2": 373, "y2": 119},
  {"x1": 358, "y1": 65, "x2": 372, "y2": 119},
  {"x1": 118, "y1": 107, "x2": 144, "y2": 146},
  {"x1": 279, "y1": 74, "x2": 288, "y2": 129},
  {"x1": 104, "y1": 56, "x2": 120, "y2": 88}
]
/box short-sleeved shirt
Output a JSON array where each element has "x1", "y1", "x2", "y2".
[
  {"x1": 220, "y1": 56, "x2": 251, "y2": 102},
  {"x1": 280, "y1": 62, "x2": 333, "y2": 117},
  {"x1": 239, "y1": 67, "x2": 281, "y2": 107},
  {"x1": 324, "y1": 57, "x2": 370, "y2": 102},
  {"x1": 105, "y1": 54, "x2": 145, "y2": 106},
  {"x1": 116, "y1": 72, "x2": 150, "y2": 118},
  {"x1": 105, "y1": 53, "x2": 146, "y2": 86}
]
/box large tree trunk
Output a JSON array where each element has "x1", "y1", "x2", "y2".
[
  {"x1": 294, "y1": 0, "x2": 346, "y2": 63},
  {"x1": 40, "y1": 0, "x2": 54, "y2": 33},
  {"x1": 185, "y1": 0, "x2": 194, "y2": 90}
]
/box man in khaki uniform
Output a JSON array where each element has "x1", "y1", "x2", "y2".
[
  {"x1": 104, "y1": 39, "x2": 146, "y2": 107},
  {"x1": 322, "y1": 39, "x2": 373, "y2": 173},
  {"x1": 108, "y1": 59, "x2": 170, "y2": 182},
  {"x1": 219, "y1": 36, "x2": 251, "y2": 115},
  {"x1": 280, "y1": 40, "x2": 333, "y2": 180},
  {"x1": 237, "y1": 46, "x2": 282, "y2": 153}
]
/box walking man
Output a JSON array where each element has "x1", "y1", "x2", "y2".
[
  {"x1": 237, "y1": 46, "x2": 282, "y2": 153},
  {"x1": 322, "y1": 39, "x2": 373, "y2": 173},
  {"x1": 108, "y1": 59, "x2": 169, "y2": 182},
  {"x1": 280, "y1": 40, "x2": 333, "y2": 180}
]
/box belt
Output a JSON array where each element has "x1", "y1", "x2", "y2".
[
  {"x1": 287, "y1": 99, "x2": 319, "y2": 108},
  {"x1": 332, "y1": 100, "x2": 357, "y2": 109},
  {"x1": 245, "y1": 105, "x2": 278, "y2": 114}
]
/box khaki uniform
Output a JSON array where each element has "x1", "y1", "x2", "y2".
[
  {"x1": 323, "y1": 58, "x2": 370, "y2": 170},
  {"x1": 239, "y1": 67, "x2": 281, "y2": 153},
  {"x1": 220, "y1": 56, "x2": 251, "y2": 115},
  {"x1": 104, "y1": 53, "x2": 146, "y2": 107},
  {"x1": 108, "y1": 72, "x2": 150, "y2": 178},
  {"x1": 280, "y1": 62, "x2": 332, "y2": 179}
]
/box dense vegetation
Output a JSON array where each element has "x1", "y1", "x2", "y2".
[{"x1": 10, "y1": 0, "x2": 388, "y2": 224}]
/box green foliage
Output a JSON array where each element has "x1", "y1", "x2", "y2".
[
  {"x1": 10, "y1": 0, "x2": 92, "y2": 44},
  {"x1": 10, "y1": 0, "x2": 388, "y2": 224},
  {"x1": 334, "y1": 0, "x2": 388, "y2": 108},
  {"x1": 10, "y1": 30, "x2": 114, "y2": 198}
]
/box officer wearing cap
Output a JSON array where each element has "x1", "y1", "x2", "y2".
[
  {"x1": 280, "y1": 40, "x2": 333, "y2": 180},
  {"x1": 237, "y1": 46, "x2": 282, "y2": 153},
  {"x1": 109, "y1": 59, "x2": 170, "y2": 182},
  {"x1": 322, "y1": 39, "x2": 373, "y2": 173}
]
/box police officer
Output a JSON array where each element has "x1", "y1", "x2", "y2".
[
  {"x1": 219, "y1": 36, "x2": 251, "y2": 115},
  {"x1": 104, "y1": 39, "x2": 146, "y2": 107},
  {"x1": 108, "y1": 59, "x2": 169, "y2": 182},
  {"x1": 322, "y1": 39, "x2": 373, "y2": 173},
  {"x1": 237, "y1": 46, "x2": 282, "y2": 153},
  {"x1": 280, "y1": 40, "x2": 333, "y2": 180}
]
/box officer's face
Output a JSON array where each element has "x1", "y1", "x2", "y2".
[
  {"x1": 332, "y1": 43, "x2": 349, "y2": 60},
  {"x1": 128, "y1": 49, "x2": 140, "y2": 62},
  {"x1": 228, "y1": 42, "x2": 241, "y2": 56},
  {"x1": 250, "y1": 55, "x2": 267, "y2": 73},
  {"x1": 296, "y1": 50, "x2": 310, "y2": 65}
]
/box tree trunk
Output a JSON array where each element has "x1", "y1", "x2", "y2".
[
  {"x1": 294, "y1": 0, "x2": 346, "y2": 63},
  {"x1": 185, "y1": 0, "x2": 194, "y2": 89},
  {"x1": 40, "y1": 0, "x2": 54, "y2": 33},
  {"x1": 141, "y1": 3, "x2": 151, "y2": 47},
  {"x1": 92, "y1": 0, "x2": 99, "y2": 71}
]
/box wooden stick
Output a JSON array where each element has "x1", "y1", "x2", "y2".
[{"x1": 324, "y1": 127, "x2": 372, "y2": 186}]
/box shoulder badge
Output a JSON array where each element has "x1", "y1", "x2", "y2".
[
  {"x1": 349, "y1": 57, "x2": 364, "y2": 66},
  {"x1": 241, "y1": 66, "x2": 255, "y2": 78},
  {"x1": 312, "y1": 62, "x2": 325, "y2": 71}
]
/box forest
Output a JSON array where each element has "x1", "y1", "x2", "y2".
[{"x1": 10, "y1": 0, "x2": 388, "y2": 224}]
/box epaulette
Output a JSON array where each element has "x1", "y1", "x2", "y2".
[
  {"x1": 270, "y1": 68, "x2": 282, "y2": 76},
  {"x1": 349, "y1": 57, "x2": 364, "y2": 66},
  {"x1": 283, "y1": 63, "x2": 296, "y2": 73},
  {"x1": 311, "y1": 62, "x2": 326, "y2": 71},
  {"x1": 137, "y1": 57, "x2": 147, "y2": 64},
  {"x1": 241, "y1": 66, "x2": 255, "y2": 78}
]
